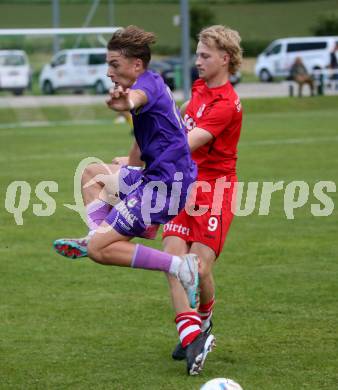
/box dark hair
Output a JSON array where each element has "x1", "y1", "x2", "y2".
[{"x1": 107, "y1": 25, "x2": 156, "y2": 67}]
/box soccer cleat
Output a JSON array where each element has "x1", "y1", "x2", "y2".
[
  {"x1": 176, "y1": 254, "x2": 199, "y2": 309},
  {"x1": 172, "y1": 320, "x2": 213, "y2": 361},
  {"x1": 53, "y1": 237, "x2": 88, "y2": 259},
  {"x1": 185, "y1": 332, "x2": 216, "y2": 376}
]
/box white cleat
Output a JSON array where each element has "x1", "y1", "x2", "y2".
[{"x1": 177, "y1": 253, "x2": 199, "y2": 308}]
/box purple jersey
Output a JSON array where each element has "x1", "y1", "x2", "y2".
[
  {"x1": 131, "y1": 70, "x2": 196, "y2": 187},
  {"x1": 104, "y1": 71, "x2": 197, "y2": 238}
]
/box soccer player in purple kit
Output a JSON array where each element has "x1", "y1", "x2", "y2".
[{"x1": 53, "y1": 27, "x2": 203, "y2": 371}]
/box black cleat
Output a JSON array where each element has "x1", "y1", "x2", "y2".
[
  {"x1": 171, "y1": 341, "x2": 186, "y2": 361},
  {"x1": 185, "y1": 332, "x2": 215, "y2": 376},
  {"x1": 172, "y1": 320, "x2": 213, "y2": 361}
]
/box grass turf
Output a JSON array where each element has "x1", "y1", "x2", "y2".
[{"x1": 0, "y1": 96, "x2": 337, "y2": 389}]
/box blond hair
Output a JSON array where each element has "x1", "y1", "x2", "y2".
[
  {"x1": 108, "y1": 25, "x2": 156, "y2": 67},
  {"x1": 198, "y1": 25, "x2": 242, "y2": 74}
]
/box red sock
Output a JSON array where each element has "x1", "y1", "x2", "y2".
[
  {"x1": 175, "y1": 311, "x2": 201, "y2": 348},
  {"x1": 198, "y1": 297, "x2": 215, "y2": 331}
]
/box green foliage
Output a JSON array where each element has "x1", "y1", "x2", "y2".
[
  {"x1": 1, "y1": 0, "x2": 337, "y2": 57},
  {"x1": 312, "y1": 10, "x2": 338, "y2": 36},
  {"x1": 241, "y1": 39, "x2": 271, "y2": 56},
  {"x1": 153, "y1": 44, "x2": 180, "y2": 55},
  {"x1": 0, "y1": 0, "x2": 329, "y2": 3},
  {"x1": 0, "y1": 36, "x2": 106, "y2": 54},
  {"x1": 190, "y1": 5, "x2": 216, "y2": 43}
]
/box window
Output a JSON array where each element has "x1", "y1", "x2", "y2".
[
  {"x1": 53, "y1": 54, "x2": 66, "y2": 67},
  {"x1": 287, "y1": 42, "x2": 327, "y2": 53},
  {"x1": 0, "y1": 54, "x2": 25, "y2": 66},
  {"x1": 72, "y1": 53, "x2": 88, "y2": 66},
  {"x1": 89, "y1": 53, "x2": 106, "y2": 65},
  {"x1": 266, "y1": 44, "x2": 282, "y2": 56}
]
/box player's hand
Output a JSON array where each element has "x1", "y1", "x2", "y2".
[
  {"x1": 106, "y1": 85, "x2": 133, "y2": 112},
  {"x1": 112, "y1": 156, "x2": 129, "y2": 165}
]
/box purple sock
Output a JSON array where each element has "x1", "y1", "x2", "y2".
[
  {"x1": 131, "y1": 244, "x2": 173, "y2": 272},
  {"x1": 86, "y1": 200, "x2": 112, "y2": 231}
]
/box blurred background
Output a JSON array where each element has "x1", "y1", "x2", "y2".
[{"x1": 0, "y1": 0, "x2": 337, "y2": 97}]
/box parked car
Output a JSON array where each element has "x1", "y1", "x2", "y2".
[
  {"x1": 255, "y1": 36, "x2": 338, "y2": 82},
  {"x1": 229, "y1": 72, "x2": 241, "y2": 86},
  {"x1": 0, "y1": 50, "x2": 31, "y2": 95},
  {"x1": 39, "y1": 48, "x2": 113, "y2": 94},
  {"x1": 148, "y1": 60, "x2": 175, "y2": 89}
]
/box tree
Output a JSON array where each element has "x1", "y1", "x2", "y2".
[
  {"x1": 312, "y1": 11, "x2": 338, "y2": 36},
  {"x1": 190, "y1": 5, "x2": 216, "y2": 43}
]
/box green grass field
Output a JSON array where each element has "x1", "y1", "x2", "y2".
[{"x1": 1, "y1": 96, "x2": 338, "y2": 389}]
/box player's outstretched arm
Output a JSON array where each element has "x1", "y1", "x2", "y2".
[{"x1": 106, "y1": 85, "x2": 148, "y2": 112}]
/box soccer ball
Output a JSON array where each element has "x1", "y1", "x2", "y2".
[{"x1": 200, "y1": 378, "x2": 243, "y2": 390}]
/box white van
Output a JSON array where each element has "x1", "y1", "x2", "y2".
[
  {"x1": 39, "y1": 48, "x2": 113, "y2": 94},
  {"x1": 0, "y1": 50, "x2": 31, "y2": 95},
  {"x1": 255, "y1": 36, "x2": 338, "y2": 82}
]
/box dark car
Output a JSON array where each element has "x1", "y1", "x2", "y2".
[
  {"x1": 148, "y1": 60, "x2": 175, "y2": 89},
  {"x1": 150, "y1": 56, "x2": 241, "y2": 90}
]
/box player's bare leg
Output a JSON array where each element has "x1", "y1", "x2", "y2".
[
  {"x1": 185, "y1": 243, "x2": 216, "y2": 375},
  {"x1": 163, "y1": 236, "x2": 191, "y2": 314},
  {"x1": 54, "y1": 221, "x2": 199, "y2": 307},
  {"x1": 87, "y1": 222, "x2": 134, "y2": 266},
  {"x1": 53, "y1": 162, "x2": 121, "y2": 258},
  {"x1": 163, "y1": 237, "x2": 215, "y2": 375},
  {"x1": 81, "y1": 162, "x2": 121, "y2": 206},
  {"x1": 190, "y1": 242, "x2": 216, "y2": 308}
]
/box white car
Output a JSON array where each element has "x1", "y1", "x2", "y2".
[
  {"x1": 39, "y1": 48, "x2": 113, "y2": 94},
  {"x1": 0, "y1": 50, "x2": 31, "y2": 95},
  {"x1": 255, "y1": 36, "x2": 338, "y2": 82}
]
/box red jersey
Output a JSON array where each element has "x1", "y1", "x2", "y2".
[{"x1": 184, "y1": 79, "x2": 242, "y2": 181}]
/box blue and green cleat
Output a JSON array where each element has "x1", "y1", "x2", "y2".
[{"x1": 53, "y1": 237, "x2": 88, "y2": 259}]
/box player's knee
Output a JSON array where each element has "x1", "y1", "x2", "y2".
[
  {"x1": 81, "y1": 163, "x2": 100, "y2": 186},
  {"x1": 87, "y1": 239, "x2": 104, "y2": 264},
  {"x1": 88, "y1": 239, "x2": 114, "y2": 265}
]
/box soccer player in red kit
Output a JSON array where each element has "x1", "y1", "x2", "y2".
[{"x1": 162, "y1": 25, "x2": 243, "y2": 374}]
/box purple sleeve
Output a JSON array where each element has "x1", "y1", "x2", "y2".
[{"x1": 131, "y1": 71, "x2": 160, "y2": 113}]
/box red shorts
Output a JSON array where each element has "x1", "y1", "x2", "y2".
[{"x1": 162, "y1": 178, "x2": 236, "y2": 258}]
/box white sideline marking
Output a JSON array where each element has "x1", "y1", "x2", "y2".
[
  {"x1": 0, "y1": 119, "x2": 112, "y2": 130},
  {"x1": 1, "y1": 119, "x2": 338, "y2": 164},
  {"x1": 0, "y1": 152, "x2": 93, "y2": 163},
  {"x1": 240, "y1": 136, "x2": 338, "y2": 146},
  {"x1": 1, "y1": 119, "x2": 338, "y2": 147},
  {"x1": 1, "y1": 135, "x2": 337, "y2": 165}
]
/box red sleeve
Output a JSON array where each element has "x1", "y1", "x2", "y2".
[{"x1": 196, "y1": 100, "x2": 233, "y2": 138}]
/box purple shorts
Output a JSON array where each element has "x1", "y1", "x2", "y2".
[{"x1": 105, "y1": 166, "x2": 191, "y2": 238}]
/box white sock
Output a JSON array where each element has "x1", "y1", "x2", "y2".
[{"x1": 201, "y1": 319, "x2": 211, "y2": 332}]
